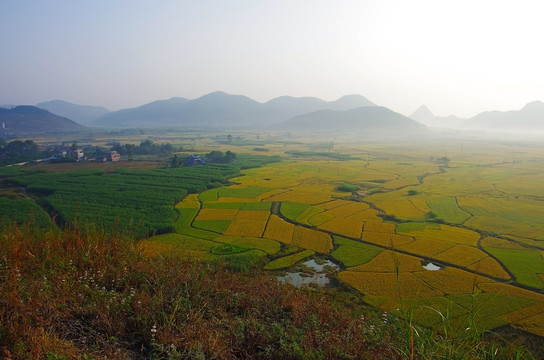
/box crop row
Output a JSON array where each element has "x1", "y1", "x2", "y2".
[{"x1": 3, "y1": 164, "x2": 245, "y2": 237}]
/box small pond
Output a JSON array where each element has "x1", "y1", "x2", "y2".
[
  {"x1": 277, "y1": 259, "x2": 340, "y2": 287},
  {"x1": 422, "y1": 262, "x2": 442, "y2": 271}
]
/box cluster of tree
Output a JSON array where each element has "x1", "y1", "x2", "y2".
[
  {"x1": 170, "y1": 150, "x2": 237, "y2": 168},
  {"x1": 205, "y1": 150, "x2": 236, "y2": 163},
  {"x1": 0, "y1": 140, "x2": 39, "y2": 155},
  {"x1": 0, "y1": 140, "x2": 45, "y2": 166},
  {"x1": 111, "y1": 139, "x2": 181, "y2": 160}
]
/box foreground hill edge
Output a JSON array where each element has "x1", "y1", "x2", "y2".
[{"x1": 0, "y1": 222, "x2": 534, "y2": 359}]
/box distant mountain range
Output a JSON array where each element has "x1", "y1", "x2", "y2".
[
  {"x1": 409, "y1": 101, "x2": 544, "y2": 132},
  {"x1": 37, "y1": 100, "x2": 109, "y2": 124},
  {"x1": 463, "y1": 101, "x2": 544, "y2": 131},
  {"x1": 0, "y1": 106, "x2": 85, "y2": 135},
  {"x1": 2, "y1": 92, "x2": 544, "y2": 134},
  {"x1": 89, "y1": 91, "x2": 377, "y2": 128}
]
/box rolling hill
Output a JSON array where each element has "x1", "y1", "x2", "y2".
[
  {"x1": 37, "y1": 100, "x2": 109, "y2": 125},
  {"x1": 0, "y1": 106, "x2": 85, "y2": 134},
  {"x1": 464, "y1": 101, "x2": 544, "y2": 131},
  {"x1": 275, "y1": 106, "x2": 427, "y2": 133}
]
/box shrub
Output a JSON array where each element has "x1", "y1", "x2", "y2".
[{"x1": 336, "y1": 183, "x2": 361, "y2": 192}]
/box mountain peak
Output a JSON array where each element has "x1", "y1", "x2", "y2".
[
  {"x1": 521, "y1": 100, "x2": 544, "y2": 112},
  {"x1": 409, "y1": 105, "x2": 434, "y2": 121},
  {"x1": 331, "y1": 94, "x2": 376, "y2": 109},
  {"x1": 37, "y1": 100, "x2": 109, "y2": 124},
  {"x1": 0, "y1": 105, "x2": 84, "y2": 134}
]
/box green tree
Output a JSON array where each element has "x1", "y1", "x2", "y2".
[
  {"x1": 125, "y1": 144, "x2": 135, "y2": 161},
  {"x1": 171, "y1": 154, "x2": 180, "y2": 167}
]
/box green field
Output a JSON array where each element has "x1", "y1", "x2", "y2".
[
  {"x1": 485, "y1": 248, "x2": 544, "y2": 289},
  {"x1": 426, "y1": 196, "x2": 471, "y2": 224},
  {"x1": 0, "y1": 197, "x2": 53, "y2": 229},
  {"x1": 331, "y1": 236, "x2": 383, "y2": 267}
]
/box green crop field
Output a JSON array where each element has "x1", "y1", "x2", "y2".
[
  {"x1": 331, "y1": 236, "x2": 382, "y2": 267},
  {"x1": 485, "y1": 248, "x2": 544, "y2": 289},
  {"x1": 0, "y1": 197, "x2": 53, "y2": 229},
  {"x1": 426, "y1": 196, "x2": 471, "y2": 223}
]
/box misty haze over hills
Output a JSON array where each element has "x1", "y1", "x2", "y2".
[
  {"x1": 0, "y1": 106, "x2": 84, "y2": 134},
  {"x1": 409, "y1": 105, "x2": 466, "y2": 128},
  {"x1": 88, "y1": 91, "x2": 377, "y2": 128},
  {"x1": 463, "y1": 101, "x2": 544, "y2": 131},
  {"x1": 275, "y1": 106, "x2": 425, "y2": 133},
  {"x1": 3, "y1": 91, "x2": 544, "y2": 135},
  {"x1": 37, "y1": 100, "x2": 109, "y2": 125},
  {"x1": 409, "y1": 102, "x2": 544, "y2": 133}
]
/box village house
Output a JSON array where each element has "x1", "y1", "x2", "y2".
[
  {"x1": 71, "y1": 149, "x2": 84, "y2": 160},
  {"x1": 184, "y1": 155, "x2": 205, "y2": 166},
  {"x1": 106, "y1": 151, "x2": 121, "y2": 162}
]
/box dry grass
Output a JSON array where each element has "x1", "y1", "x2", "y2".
[{"x1": 0, "y1": 223, "x2": 395, "y2": 360}]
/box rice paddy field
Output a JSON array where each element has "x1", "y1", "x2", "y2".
[
  {"x1": 4, "y1": 133, "x2": 544, "y2": 341},
  {"x1": 141, "y1": 135, "x2": 544, "y2": 339}
]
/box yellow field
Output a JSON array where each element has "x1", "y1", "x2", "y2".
[
  {"x1": 366, "y1": 193, "x2": 427, "y2": 219},
  {"x1": 466, "y1": 257, "x2": 511, "y2": 280},
  {"x1": 338, "y1": 271, "x2": 444, "y2": 298},
  {"x1": 480, "y1": 236, "x2": 527, "y2": 250},
  {"x1": 265, "y1": 190, "x2": 332, "y2": 204},
  {"x1": 157, "y1": 139, "x2": 544, "y2": 337},
  {"x1": 291, "y1": 226, "x2": 333, "y2": 253},
  {"x1": 432, "y1": 245, "x2": 488, "y2": 267},
  {"x1": 176, "y1": 194, "x2": 200, "y2": 208},
  {"x1": 346, "y1": 208, "x2": 380, "y2": 221},
  {"x1": 397, "y1": 238, "x2": 454, "y2": 258},
  {"x1": 318, "y1": 217, "x2": 363, "y2": 239},
  {"x1": 263, "y1": 215, "x2": 294, "y2": 244},
  {"x1": 307, "y1": 212, "x2": 334, "y2": 226},
  {"x1": 348, "y1": 251, "x2": 423, "y2": 273},
  {"x1": 235, "y1": 210, "x2": 270, "y2": 220},
  {"x1": 413, "y1": 267, "x2": 488, "y2": 295},
  {"x1": 324, "y1": 202, "x2": 370, "y2": 217},
  {"x1": 223, "y1": 218, "x2": 269, "y2": 238},
  {"x1": 397, "y1": 224, "x2": 480, "y2": 246},
  {"x1": 364, "y1": 221, "x2": 396, "y2": 233},
  {"x1": 363, "y1": 232, "x2": 414, "y2": 248}
]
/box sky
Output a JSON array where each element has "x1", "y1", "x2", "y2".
[{"x1": 1, "y1": 0, "x2": 543, "y2": 118}]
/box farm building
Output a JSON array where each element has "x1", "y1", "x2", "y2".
[
  {"x1": 71, "y1": 149, "x2": 84, "y2": 160},
  {"x1": 106, "y1": 151, "x2": 121, "y2": 162},
  {"x1": 185, "y1": 155, "x2": 205, "y2": 166}
]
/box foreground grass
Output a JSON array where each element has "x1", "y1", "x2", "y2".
[
  {"x1": 0, "y1": 223, "x2": 535, "y2": 359},
  {"x1": 0, "y1": 224, "x2": 386, "y2": 359}
]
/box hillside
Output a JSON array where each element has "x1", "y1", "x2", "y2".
[
  {"x1": 465, "y1": 100, "x2": 544, "y2": 131},
  {"x1": 276, "y1": 106, "x2": 427, "y2": 133},
  {"x1": 37, "y1": 100, "x2": 109, "y2": 124},
  {"x1": 409, "y1": 105, "x2": 465, "y2": 128},
  {"x1": 88, "y1": 92, "x2": 377, "y2": 128},
  {"x1": 0, "y1": 105, "x2": 85, "y2": 134}
]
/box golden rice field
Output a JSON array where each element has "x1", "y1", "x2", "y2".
[
  {"x1": 148, "y1": 138, "x2": 544, "y2": 337},
  {"x1": 291, "y1": 226, "x2": 333, "y2": 253},
  {"x1": 263, "y1": 215, "x2": 295, "y2": 244}
]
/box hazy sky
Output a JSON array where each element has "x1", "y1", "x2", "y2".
[{"x1": 1, "y1": 0, "x2": 543, "y2": 118}]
